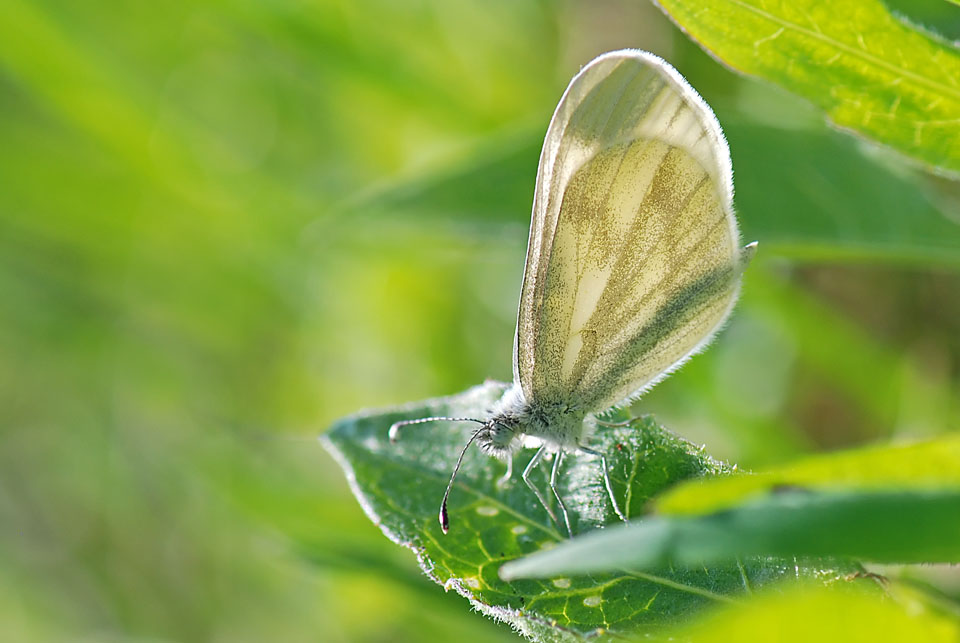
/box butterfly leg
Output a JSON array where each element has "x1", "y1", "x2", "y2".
[
  {"x1": 580, "y1": 446, "x2": 627, "y2": 523},
  {"x1": 549, "y1": 451, "x2": 573, "y2": 538},
  {"x1": 496, "y1": 456, "x2": 514, "y2": 488},
  {"x1": 522, "y1": 446, "x2": 557, "y2": 526}
]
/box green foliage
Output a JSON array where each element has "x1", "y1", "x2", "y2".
[
  {"x1": 658, "y1": 435, "x2": 960, "y2": 514},
  {"x1": 323, "y1": 382, "x2": 860, "y2": 641},
  {"x1": 502, "y1": 435, "x2": 960, "y2": 582},
  {"x1": 500, "y1": 489, "x2": 960, "y2": 579},
  {"x1": 667, "y1": 583, "x2": 960, "y2": 643},
  {"x1": 350, "y1": 121, "x2": 960, "y2": 266},
  {"x1": 728, "y1": 124, "x2": 960, "y2": 264},
  {"x1": 2, "y1": 0, "x2": 959, "y2": 641},
  {"x1": 654, "y1": 0, "x2": 960, "y2": 174}
]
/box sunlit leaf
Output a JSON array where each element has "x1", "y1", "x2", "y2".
[
  {"x1": 657, "y1": 435, "x2": 960, "y2": 514},
  {"x1": 654, "y1": 0, "x2": 960, "y2": 174}
]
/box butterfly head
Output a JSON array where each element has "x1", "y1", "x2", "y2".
[{"x1": 475, "y1": 419, "x2": 521, "y2": 459}]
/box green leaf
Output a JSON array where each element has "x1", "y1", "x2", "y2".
[
  {"x1": 666, "y1": 583, "x2": 960, "y2": 643},
  {"x1": 654, "y1": 0, "x2": 960, "y2": 174},
  {"x1": 728, "y1": 123, "x2": 960, "y2": 265},
  {"x1": 657, "y1": 435, "x2": 960, "y2": 515},
  {"x1": 498, "y1": 489, "x2": 960, "y2": 580},
  {"x1": 322, "y1": 382, "x2": 858, "y2": 641},
  {"x1": 343, "y1": 121, "x2": 960, "y2": 267}
]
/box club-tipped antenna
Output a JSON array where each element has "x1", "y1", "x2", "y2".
[
  {"x1": 388, "y1": 416, "x2": 484, "y2": 443},
  {"x1": 439, "y1": 429, "x2": 483, "y2": 534}
]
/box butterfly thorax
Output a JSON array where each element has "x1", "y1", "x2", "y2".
[{"x1": 476, "y1": 384, "x2": 591, "y2": 459}]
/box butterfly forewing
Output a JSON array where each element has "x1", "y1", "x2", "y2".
[{"x1": 515, "y1": 50, "x2": 745, "y2": 411}]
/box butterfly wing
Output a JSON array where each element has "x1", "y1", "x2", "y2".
[{"x1": 514, "y1": 49, "x2": 751, "y2": 412}]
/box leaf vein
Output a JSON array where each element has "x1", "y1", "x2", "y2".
[{"x1": 725, "y1": 0, "x2": 960, "y2": 103}]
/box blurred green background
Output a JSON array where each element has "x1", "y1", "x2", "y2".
[{"x1": 2, "y1": 0, "x2": 959, "y2": 641}]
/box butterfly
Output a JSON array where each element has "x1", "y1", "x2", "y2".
[{"x1": 390, "y1": 49, "x2": 756, "y2": 536}]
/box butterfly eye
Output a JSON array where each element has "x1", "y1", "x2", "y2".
[{"x1": 476, "y1": 421, "x2": 519, "y2": 459}]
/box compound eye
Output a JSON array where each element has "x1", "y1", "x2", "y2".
[{"x1": 494, "y1": 424, "x2": 519, "y2": 449}]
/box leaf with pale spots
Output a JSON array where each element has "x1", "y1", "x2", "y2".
[{"x1": 321, "y1": 381, "x2": 859, "y2": 642}]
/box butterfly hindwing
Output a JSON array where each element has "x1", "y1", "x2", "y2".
[{"x1": 514, "y1": 50, "x2": 747, "y2": 411}]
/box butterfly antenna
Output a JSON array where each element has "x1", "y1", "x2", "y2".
[
  {"x1": 388, "y1": 416, "x2": 484, "y2": 443},
  {"x1": 439, "y1": 429, "x2": 483, "y2": 534}
]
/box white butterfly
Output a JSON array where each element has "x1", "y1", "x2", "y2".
[{"x1": 391, "y1": 49, "x2": 756, "y2": 535}]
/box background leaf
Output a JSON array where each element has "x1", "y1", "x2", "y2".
[
  {"x1": 653, "y1": 0, "x2": 960, "y2": 174},
  {"x1": 344, "y1": 120, "x2": 960, "y2": 267},
  {"x1": 322, "y1": 382, "x2": 858, "y2": 641}
]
